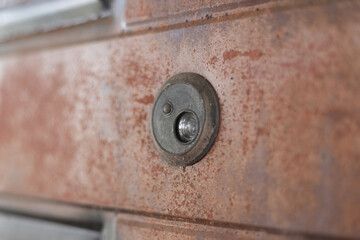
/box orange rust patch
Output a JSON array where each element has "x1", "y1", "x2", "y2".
[
  {"x1": 209, "y1": 56, "x2": 219, "y2": 67},
  {"x1": 136, "y1": 94, "x2": 155, "y2": 105},
  {"x1": 222, "y1": 49, "x2": 263, "y2": 62}
]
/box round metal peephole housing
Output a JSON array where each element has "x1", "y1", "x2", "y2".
[{"x1": 151, "y1": 73, "x2": 220, "y2": 166}]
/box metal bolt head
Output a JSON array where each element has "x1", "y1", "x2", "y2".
[
  {"x1": 163, "y1": 102, "x2": 172, "y2": 115},
  {"x1": 176, "y1": 112, "x2": 199, "y2": 143}
]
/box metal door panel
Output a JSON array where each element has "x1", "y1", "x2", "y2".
[{"x1": 0, "y1": 0, "x2": 359, "y2": 239}]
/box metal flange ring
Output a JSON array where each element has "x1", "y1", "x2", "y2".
[{"x1": 151, "y1": 72, "x2": 220, "y2": 166}]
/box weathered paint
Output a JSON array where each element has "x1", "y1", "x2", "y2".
[{"x1": 0, "y1": 0, "x2": 359, "y2": 239}]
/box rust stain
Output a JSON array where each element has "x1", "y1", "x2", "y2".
[
  {"x1": 208, "y1": 56, "x2": 219, "y2": 67},
  {"x1": 326, "y1": 108, "x2": 350, "y2": 122},
  {"x1": 135, "y1": 94, "x2": 155, "y2": 105},
  {"x1": 0, "y1": 58, "x2": 76, "y2": 193},
  {"x1": 123, "y1": 59, "x2": 159, "y2": 89},
  {"x1": 222, "y1": 49, "x2": 263, "y2": 62}
]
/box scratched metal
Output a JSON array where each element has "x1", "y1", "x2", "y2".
[{"x1": 0, "y1": 0, "x2": 359, "y2": 239}]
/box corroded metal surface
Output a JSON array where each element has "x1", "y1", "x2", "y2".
[
  {"x1": 125, "y1": 0, "x2": 254, "y2": 23},
  {"x1": 0, "y1": 0, "x2": 360, "y2": 239},
  {"x1": 116, "y1": 212, "x2": 293, "y2": 240}
]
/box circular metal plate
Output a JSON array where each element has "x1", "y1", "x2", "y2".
[{"x1": 151, "y1": 73, "x2": 220, "y2": 166}]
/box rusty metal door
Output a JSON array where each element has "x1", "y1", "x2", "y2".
[{"x1": 0, "y1": 0, "x2": 359, "y2": 239}]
